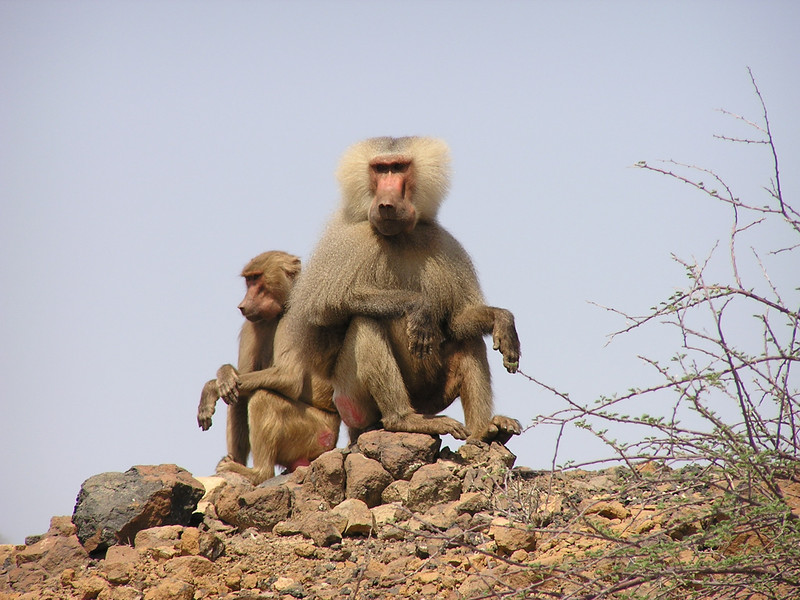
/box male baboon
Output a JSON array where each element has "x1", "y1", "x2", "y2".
[
  {"x1": 197, "y1": 251, "x2": 339, "y2": 483},
  {"x1": 286, "y1": 137, "x2": 521, "y2": 444}
]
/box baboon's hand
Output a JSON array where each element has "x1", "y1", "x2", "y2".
[
  {"x1": 216, "y1": 364, "x2": 240, "y2": 404},
  {"x1": 471, "y1": 415, "x2": 521, "y2": 444},
  {"x1": 197, "y1": 380, "x2": 217, "y2": 430},
  {"x1": 197, "y1": 405, "x2": 214, "y2": 430},
  {"x1": 406, "y1": 302, "x2": 439, "y2": 358},
  {"x1": 492, "y1": 310, "x2": 520, "y2": 373},
  {"x1": 215, "y1": 454, "x2": 237, "y2": 474}
]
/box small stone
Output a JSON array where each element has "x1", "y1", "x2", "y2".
[
  {"x1": 456, "y1": 491, "x2": 490, "y2": 514},
  {"x1": 416, "y1": 571, "x2": 439, "y2": 584},
  {"x1": 274, "y1": 576, "x2": 297, "y2": 592},
  {"x1": 274, "y1": 576, "x2": 305, "y2": 597},
  {"x1": 71, "y1": 574, "x2": 109, "y2": 599},
  {"x1": 581, "y1": 500, "x2": 630, "y2": 520},
  {"x1": 164, "y1": 555, "x2": 216, "y2": 579},
  {"x1": 372, "y1": 503, "x2": 405, "y2": 527},
  {"x1": 510, "y1": 549, "x2": 529, "y2": 562},
  {"x1": 488, "y1": 517, "x2": 536, "y2": 554},
  {"x1": 143, "y1": 577, "x2": 195, "y2": 600},
  {"x1": 332, "y1": 498, "x2": 376, "y2": 535},
  {"x1": 382, "y1": 480, "x2": 410, "y2": 504},
  {"x1": 294, "y1": 542, "x2": 316, "y2": 558},
  {"x1": 134, "y1": 526, "x2": 183, "y2": 555}
]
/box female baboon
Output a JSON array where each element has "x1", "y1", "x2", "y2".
[
  {"x1": 197, "y1": 251, "x2": 338, "y2": 483},
  {"x1": 286, "y1": 137, "x2": 521, "y2": 444}
]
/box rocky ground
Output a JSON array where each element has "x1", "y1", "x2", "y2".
[{"x1": 2, "y1": 432, "x2": 799, "y2": 600}]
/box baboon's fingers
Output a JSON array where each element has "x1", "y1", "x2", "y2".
[
  {"x1": 490, "y1": 415, "x2": 521, "y2": 444},
  {"x1": 221, "y1": 388, "x2": 240, "y2": 405},
  {"x1": 197, "y1": 413, "x2": 213, "y2": 430}
]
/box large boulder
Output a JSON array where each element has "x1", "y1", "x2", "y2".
[
  {"x1": 357, "y1": 431, "x2": 441, "y2": 480},
  {"x1": 72, "y1": 464, "x2": 205, "y2": 554}
]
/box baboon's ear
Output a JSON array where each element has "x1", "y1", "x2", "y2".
[{"x1": 283, "y1": 256, "x2": 302, "y2": 281}]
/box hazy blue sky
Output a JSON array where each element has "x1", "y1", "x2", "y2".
[{"x1": 1, "y1": 1, "x2": 798, "y2": 545}]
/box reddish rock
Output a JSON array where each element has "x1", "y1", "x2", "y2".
[
  {"x1": 357, "y1": 431, "x2": 441, "y2": 479},
  {"x1": 345, "y1": 453, "x2": 393, "y2": 507},
  {"x1": 215, "y1": 485, "x2": 291, "y2": 532},
  {"x1": 406, "y1": 463, "x2": 462, "y2": 512},
  {"x1": 307, "y1": 450, "x2": 346, "y2": 507}
]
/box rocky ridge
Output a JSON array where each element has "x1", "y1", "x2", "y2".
[{"x1": 2, "y1": 431, "x2": 798, "y2": 600}]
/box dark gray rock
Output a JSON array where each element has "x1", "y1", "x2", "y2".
[{"x1": 72, "y1": 464, "x2": 205, "y2": 554}]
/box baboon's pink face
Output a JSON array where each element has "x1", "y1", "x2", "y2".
[{"x1": 368, "y1": 157, "x2": 417, "y2": 236}]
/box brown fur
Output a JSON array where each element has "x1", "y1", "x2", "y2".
[
  {"x1": 197, "y1": 251, "x2": 339, "y2": 483},
  {"x1": 286, "y1": 137, "x2": 521, "y2": 444}
]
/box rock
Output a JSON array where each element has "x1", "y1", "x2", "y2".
[
  {"x1": 332, "y1": 499, "x2": 375, "y2": 535},
  {"x1": 371, "y1": 502, "x2": 406, "y2": 527},
  {"x1": 143, "y1": 577, "x2": 195, "y2": 600},
  {"x1": 163, "y1": 555, "x2": 217, "y2": 580},
  {"x1": 455, "y1": 491, "x2": 491, "y2": 514},
  {"x1": 406, "y1": 463, "x2": 462, "y2": 512},
  {"x1": 134, "y1": 525, "x2": 183, "y2": 552},
  {"x1": 70, "y1": 574, "x2": 110, "y2": 598},
  {"x1": 13, "y1": 515, "x2": 90, "y2": 588},
  {"x1": 308, "y1": 450, "x2": 346, "y2": 507},
  {"x1": 275, "y1": 512, "x2": 346, "y2": 547},
  {"x1": 459, "y1": 441, "x2": 516, "y2": 474},
  {"x1": 178, "y1": 526, "x2": 201, "y2": 555},
  {"x1": 422, "y1": 501, "x2": 459, "y2": 530},
  {"x1": 46, "y1": 515, "x2": 77, "y2": 537},
  {"x1": 291, "y1": 484, "x2": 332, "y2": 516},
  {"x1": 274, "y1": 576, "x2": 305, "y2": 597},
  {"x1": 3, "y1": 564, "x2": 48, "y2": 592},
  {"x1": 488, "y1": 517, "x2": 536, "y2": 554},
  {"x1": 14, "y1": 532, "x2": 89, "y2": 576},
  {"x1": 300, "y1": 512, "x2": 346, "y2": 547},
  {"x1": 195, "y1": 476, "x2": 226, "y2": 498},
  {"x1": 293, "y1": 541, "x2": 316, "y2": 557},
  {"x1": 0, "y1": 544, "x2": 16, "y2": 566},
  {"x1": 459, "y1": 573, "x2": 495, "y2": 598},
  {"x1": 382, "y1": 479, "x2": 410, "y2": 504},
  {"x1": 72, "y1": 464, "x2": 205, "y2": 555},
  {"x1": 101, "y1": 544, "x2": 139, "y2": 585},
  {"x1": 215, "y1": 484, "x2": 292, "y2": 532},
  {"x1": 462, "y1": 466, "x2": 495, "y2": 494},
  {"x1": 344, "y1": 453, "x2": 392, "y2": 507},
  {"x1": 357, "y1": 431, "x2": 441, "y2": 479},
  {"x1": 580, "y1": 499, "x2": 630, "y2": 520},
  {"x1": 107, "y1": 585, "x2": 142, "y2": 600}
]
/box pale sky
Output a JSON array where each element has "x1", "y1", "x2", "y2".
[{"x1": 1, "y1": 1, "x2": 798, "y2": 545}]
